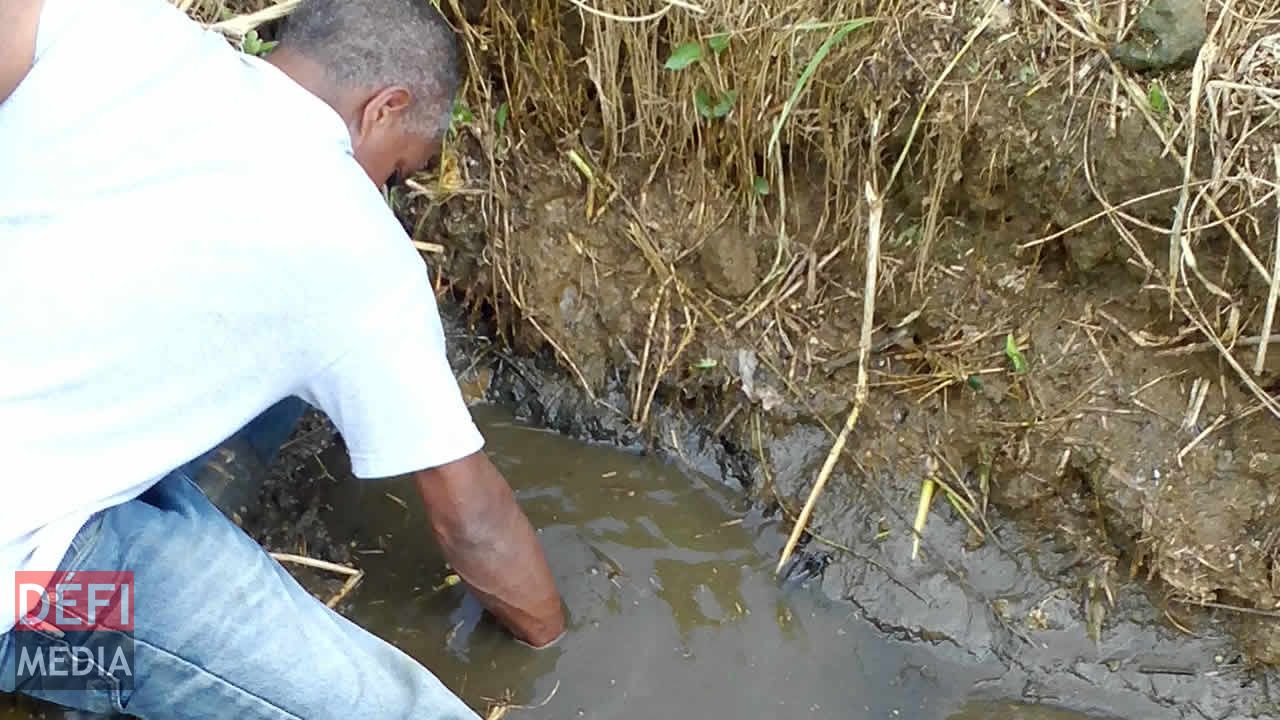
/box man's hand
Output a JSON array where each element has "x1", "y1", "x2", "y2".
[
  {"x1": 414, "y1": 452, "x2": 565, "y2": 647},
  {"x1": 0, "y1": 0, "x2": 44, "y2": 105}
]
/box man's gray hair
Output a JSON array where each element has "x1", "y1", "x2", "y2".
[{"x1": 278, "y1": 0, "x2": 461, "y2": 136}]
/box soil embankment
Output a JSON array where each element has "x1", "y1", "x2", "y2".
[{"x1": 411, "y1": 0, "x2": 1280, "y2": 680}]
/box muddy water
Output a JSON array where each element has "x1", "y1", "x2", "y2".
[{"x1": 2, "y1": 406, "x2": 1107, "y2": 719}]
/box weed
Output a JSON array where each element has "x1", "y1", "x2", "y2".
[
  {"x1": 695, "y1": 88, "x2": 737, "y2": 120},
  {"x1": 240, "y1": 29, "x2": 276, "y2": 57},
  {"x1": 753, "y1": 176, "x2": 770, "y2": 196},
  {"x1": 450, "y1": 101, "x2": 474, "y2": 136},
  {"x1": 708, "y1": 33, "x2": 731, "y2": 55},
  {"x1": 1004, "y1": 333, "x2": 1028, "y2": 374},
  {"x1": 495, "y1": 102, "x2": 510, "y2": 134},
  {"x1": 1148, "y1": 82, "x2": 1169, "y2": 115}
]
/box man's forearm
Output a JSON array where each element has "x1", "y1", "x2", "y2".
[{"x1": 414, "y1": 452, "x2": 565, "y2": 647}]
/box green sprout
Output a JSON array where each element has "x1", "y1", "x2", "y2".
[
  {"x1": 1004, "y1": 334, "x2": 1028, "y2": 374},
  {"x1": 241, "y1": 30, "x2": 277, "y2": 57}
]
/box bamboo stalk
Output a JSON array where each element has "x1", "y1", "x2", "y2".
[{"x1": 776, "y1": 180, "x2": 881, "y2": 575}]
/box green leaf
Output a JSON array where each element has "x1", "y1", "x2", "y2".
[
  {"x1": 966, "y1": 375, "x2": 983, "y2": 390},
  {"x1": 259, "y1": 40, "x2": 278, "y2": 55},
  {"x1": 1004, "y1": 334, "x2": 1028, "y2": 374},
  {"x1": 753, "y1": 176, "x2": 770, "y2": 196},
  {"x1": 694, "y1": 88, "x2": 713, "y2": 118},
  {"x1": 1148, "y1": 83, "x2": 1168, "y2": 115},
  {"x1": 711, "y1": 89, "x2": 737, "y2": 118},
  {"x1": 452, "y1": 102, "x2": 474, "y2": 126},
  {"x1": 690, "y1": 358, "x2": 718, "y2": 370},
  {"x1": 695, "y1": 89, "x2": 736, "y2": 120},
  {"x1": 496, "y1": 102, "x2": 510, "y2": 133},
  {"x1": 665, "y1": 42, "x2": 703, "y2": 71},
  {"x1": 708, "y1": 34, "x2": 731, "y2": 55}
]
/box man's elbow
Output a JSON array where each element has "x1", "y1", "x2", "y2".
[
  {"x1": 415, "y1": 454, "x2": 519, "y2": 552},
  {"x1": 0, "y1": 0, "x2": 45, "y2": 105}
]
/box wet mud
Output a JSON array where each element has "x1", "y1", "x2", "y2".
[
  {"x1": 458, "y1": 316, "x2": 1280, "y2": 720},
  {"x1": 5, "y1": 404, "x2": 1114, "y2": 720}
]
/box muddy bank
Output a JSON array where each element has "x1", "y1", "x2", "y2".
[
  {"x1": 419, "y1": 0, "x2": 1280, "y2": 681},
  {"x1": 425, "y1": 302, "x2": 1278, "y2": 719},
  {"x1": 1, "y1": 304, "x2": 1273, "y2": 719},
  {"x1": 412, "y1": 14, "x2": 1280, "y2": 711}
]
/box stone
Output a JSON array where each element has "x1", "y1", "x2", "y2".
[{"x1": 1111, "y1": 0, "x2": 1207, "y2": 72}]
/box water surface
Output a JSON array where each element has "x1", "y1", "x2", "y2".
[{"x1": 3, "y1": 406, "x2": 1106, "y2": 719}]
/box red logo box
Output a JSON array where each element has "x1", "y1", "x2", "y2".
[{"x1": 14, "y1": 571, "x2": 134, "y2": 633}]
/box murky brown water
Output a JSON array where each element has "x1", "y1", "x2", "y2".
[{"x1": 2, "y1": 406, "x2": 1108, "y2": 719}]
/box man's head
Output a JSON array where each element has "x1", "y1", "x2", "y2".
[{"x1": 271, "y1": 0, "x2": 461, "y2": 186}]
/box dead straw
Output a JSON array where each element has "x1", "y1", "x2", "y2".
[
  {"x1": 1255, "y1": 146, "x2": 1280, "y2": 375},
  {"x1": 270, "y1": 552, "x2": 365, "y2": 609},
  {"x1": 207, "y1": 0, "x2": 299, "y2": 37},
  {"x1": 776, "y1": 179, "x2": 881, "y2": 575}
]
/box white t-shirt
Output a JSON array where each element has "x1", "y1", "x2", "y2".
[{"x1": 0, "y1": 0, "x2": 485, "y2": 632}]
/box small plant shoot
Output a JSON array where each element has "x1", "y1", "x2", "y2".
[{"x1": 1005, "y1": 334, "x2": 1028, "y2": 374}]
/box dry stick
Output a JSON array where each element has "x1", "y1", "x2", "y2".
[
  {"x1": 325, "y1": 573, "x2": 365, "y2": 609},
  {"x1": 1255, "y1": 146, "x2": 1280, "y2": 375},
  {"x1": 208, "y1": 0, "x2": 301, "y2": 37},
  {"x1": 566, "y1": 0, "x2": 670, "y2": 24},
  {"x1": 1168, "y1": 35, "x2": 1214, "y2": 296},
  {"x1": 775, "y1": 181, "x2": 882, "y2": 575},
  {"x1": 270, "y1": 553, "x2": 365, "y2": 609},
  {"x1": 270, "y1": 553, "x2": 361, "y2": 576}
]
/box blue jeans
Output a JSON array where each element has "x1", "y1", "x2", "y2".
[{"x1": 0, "y1": 399, "x2": 480, "y2": 719}]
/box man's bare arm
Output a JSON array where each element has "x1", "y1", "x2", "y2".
[
  {"x1": 414, "y1": 451, "x2": 565, "y2": 647},
  {"x1": 0, "y1": 0, "x2": 44, "y2": 105}
]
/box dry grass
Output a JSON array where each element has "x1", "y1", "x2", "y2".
[{"x1": 426, "y1": 0, "x2": 1280, "y2": 425}]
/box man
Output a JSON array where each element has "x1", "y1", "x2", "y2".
[{"x1": 0, "y1": 0, "x2": 565, "y2": 717}]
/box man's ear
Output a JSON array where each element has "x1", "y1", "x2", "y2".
[{"x1": 355, "y1": 85, "x2": 414, "y2": 142}]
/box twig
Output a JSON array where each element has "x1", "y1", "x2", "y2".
[
  {"x1": 484, "y1": 679, "x2": 561, "y2": 720},
  {"x1": 326, "y1": 572, "x2": 365, "y2": 609},
  {"x1": 1255, "y1": 146, "x2": 1280, "y2": 375},
  {"x1": 270, "y1": 552, "x2": 365, "y2": 610},
  {"x1": 1155, "y1": 334, "x2": 1280, "y2": 356},
  {"x1": 566, "y1": 0, "x2": 671, "y2": 23},
  {"x1": 1178, "y1": 598, "x2": 1280, "y2": 619},
  {"x1": 208, "y1": 0, "x2": 301, "y2": 37},
  {"x1": 776, "y1": 180, "x2": 882, "y2": 574},
  {"x1": 271, "y1": 552, "x2": 361, "y2": 576},
  {"x1": 1166, "y1": 35, "x2": 1213, "y2": 296}
]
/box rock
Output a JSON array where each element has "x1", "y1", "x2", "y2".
[
  {"x1": 1111, "y1": 0, "x2": 1207, "y2": 72},
  {"x1": 1064, "y1": 232, "x2": 1114, "y2": 272},
  {"x1": 700, "y1": 224, "x2": 760, "y2": 299}
]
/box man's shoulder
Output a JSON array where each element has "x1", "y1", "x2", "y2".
[{"x1": 252, "y1": 152, "x2": 421, "y2": 283}]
